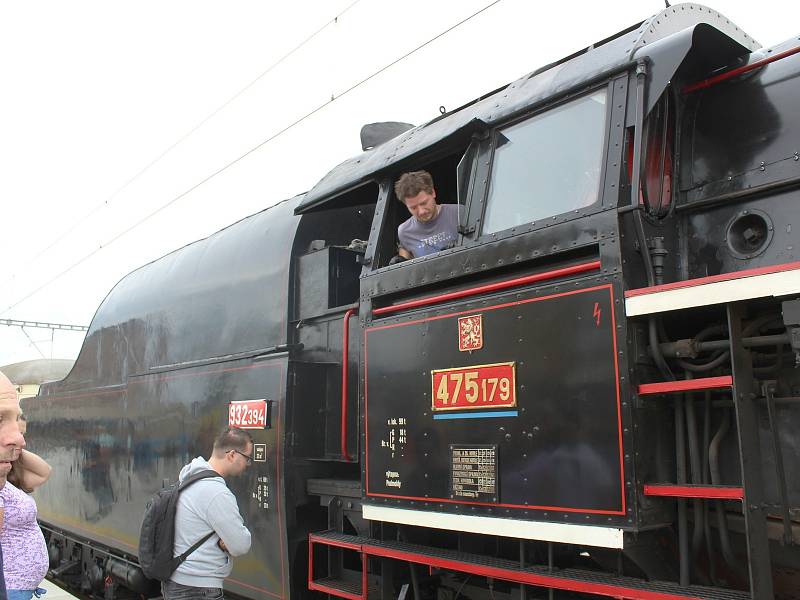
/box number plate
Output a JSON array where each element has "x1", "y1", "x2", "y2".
[
  {"x1": 431, "y1": 362, "x2": 516, "y2": 412},
  {"x1": 228, "y1": 399, "x2": 269, "y2": 429}
]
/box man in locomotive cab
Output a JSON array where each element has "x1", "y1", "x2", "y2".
[
  {"x1": 394, "y1": 170, "x2": 459, "y2": 260},
  {"x1": 0, "y1": 370, "x2": 27, "y2": 600},
  {"x1": 164, "y1": 427, "x2": 253, "y2": 600}
]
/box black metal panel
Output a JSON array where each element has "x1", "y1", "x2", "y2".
[
  {"x1": 297, "y1": 247, "x2": 362, "y2": 320},
  {"x1": 51, "y1": 198, "x2": 303, "y2": 390},
  {"x1": 363, "y1": 213, "x2": 609, "y2": 307},
  {"x1": 685, "y1": 188, "x2": 800, "y2": 278},
  {"x1": 29, "y1": 194, "x2": 373, "y2": 600},
  {"x1": 680, "y1": 37, "x2": 800, "y2": 203},
  {"x1": 364, "y1": 282, "x2": 624, "y2": 518},
  {"x1": 25, "y1": 356, "x2": 290, "y2": 600}
]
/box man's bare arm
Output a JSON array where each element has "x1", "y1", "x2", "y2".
[
  {"x1": 15, "y1": 449, "x2": 52, "y2": 491},
  {"x1": 398, "y1": 247, "x2": 412, "y2": 260}
]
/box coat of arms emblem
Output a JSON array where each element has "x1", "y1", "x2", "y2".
[{"x1": 458, "y1": 314, "x2": 483, "y2": 352}]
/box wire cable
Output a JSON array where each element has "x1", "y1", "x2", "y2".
[
  {"x1": 20, "y1": 327, "x2": 46, "y2": 359},
  {"x1": 3, "y1": 0, "x2": 504, "y2": 315},
  {"x1": 16, "y1": 0, "x2": 363, "y2": 274}
]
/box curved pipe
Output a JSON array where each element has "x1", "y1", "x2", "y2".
[
  {"x1": 709, "y1": 408, "x2": 738, "y2": 569},
  {"x1": 341, "y1": 308, "x2": 358, "y2": 462}
]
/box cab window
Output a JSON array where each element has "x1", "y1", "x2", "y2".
[{"x1": 481, "y1": 90, "x2": 608, "y2": 235}]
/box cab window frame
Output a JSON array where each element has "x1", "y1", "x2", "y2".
[
  {"x1": 366, "y1": 143, "x2": 482, "y2": 272},
  {"x1": 464, "y1": 81, "x2": 616, "y2": 243}
]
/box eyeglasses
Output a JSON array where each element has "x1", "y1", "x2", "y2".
[{"x1": 231, "y1": 449, "x2": 253, "y2": 465}]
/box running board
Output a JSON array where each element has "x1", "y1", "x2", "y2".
[
  {"x1": 624, "y1": 262, "x2": 800, "y2": 316},
  {"x1": 362, "y1": 504, "x2": 624, "y2": 548},
  {"x1": 309, "y1": 531, "x2": 751, "y2": 600}
]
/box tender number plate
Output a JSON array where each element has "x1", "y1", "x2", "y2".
[
  {"x1": 228, "y1": 399, "x2": 268, "y2": 429},
  {"x1": 431, "y1": 362, "x2": 516, "y2": 412}
]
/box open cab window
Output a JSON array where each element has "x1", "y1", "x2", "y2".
[
  {"x1": 479, "y1": 90, "x2": 608, "y2": 235},
  {"x1": 373, "y1": 146, "x2": 475, "y2": 268}
]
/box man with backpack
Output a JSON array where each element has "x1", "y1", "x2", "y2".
[{"x1": 161, "y1": 427, "x2": 254, "y2": 600}]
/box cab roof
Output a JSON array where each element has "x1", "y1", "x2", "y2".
[{"x1": 295, "y1": 3, "x2": 758, "y2": 215}]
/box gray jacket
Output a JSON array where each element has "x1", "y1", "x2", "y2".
[{"x1": 170, "y1": 457, "x2": 252, "y2": 588}]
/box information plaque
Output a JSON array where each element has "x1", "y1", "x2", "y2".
[{"x1": 450, "y1": 444, "x2": 498, "y2": 502}]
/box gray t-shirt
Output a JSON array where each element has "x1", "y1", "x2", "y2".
[{"x1": 398, "y1": 203, "x2": 459, "y2": 258}]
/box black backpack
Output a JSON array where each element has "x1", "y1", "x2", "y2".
[{"x1": 138, "y1": 469, "x2": 220, "y2": 581}]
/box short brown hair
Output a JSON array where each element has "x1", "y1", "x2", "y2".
[
  {"x1": 394, "y1": 170, "x2": 434, "y2": 203},
  {"x1": 212, "y1": 427, "x2": 253, "y2": 457}
]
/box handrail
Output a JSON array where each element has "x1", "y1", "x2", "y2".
[
  {"x1": 372, "y1": 260, "x2": 602, "y2": 316},
  {"x1": 638, "y1": 375, "x2": 732, "y2": 396},
  {"x1": 683, "y1": 45, "x2": 800, "y2": 94},
  {"x1": 341, "y1": 308, "x2": 358, "y2": 462}
]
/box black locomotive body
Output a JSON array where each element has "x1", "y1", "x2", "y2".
[{"x1": 27, "y1": 4, "x2": 800, "y2": 599}]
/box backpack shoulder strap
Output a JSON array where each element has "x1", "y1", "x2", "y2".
[
  {"x1": 178, "y1": 469, "x2": 222, "y2": 491},
  {"x1": 177, "y1": 530, "x2": 216, "y2": 562}
]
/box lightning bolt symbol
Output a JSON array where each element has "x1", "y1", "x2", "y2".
[{"x1": 593, "y1": 302, "x2": 601, "y2": 327}]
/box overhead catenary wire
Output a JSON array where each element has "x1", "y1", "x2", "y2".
[
  {"x1": 20, "y1": 327, "x2": 46, "y2": 359},
  {"x1": 3, "y1": 0, "x2": 504, "y2": 315},
  {"x1": 14, "y1": 0, "x2": 364, "y2": 278},
  {"x1": 0, "y1": 318, "x2": 88, "y2": 332}
]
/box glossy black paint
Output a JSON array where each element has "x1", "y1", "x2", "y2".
[
  {"x1": 364, "y1": 283, "x2": 624, "y2": 516},
  {"x1": 29, "y1": 199, "x2": 304, "y2": 599},
  {"x1": 27, "y1": 197, "x2": 373, "y2": 600}
]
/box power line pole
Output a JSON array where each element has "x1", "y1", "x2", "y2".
[{"x1": 0, "y1": 319, "x2": 88, "y2": 332}]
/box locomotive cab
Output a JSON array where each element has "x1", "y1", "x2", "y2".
[{"x1": 298, "y1": 5, "x2": 800, "y2": 600}]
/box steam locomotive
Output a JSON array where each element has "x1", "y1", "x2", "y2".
[{"x1": 27, "y1": 4, "x2": 800, "y2": 599}]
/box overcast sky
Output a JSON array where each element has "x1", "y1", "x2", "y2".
[{"x1": 0, "y1": 0, "x2": 795, "y2": 367}]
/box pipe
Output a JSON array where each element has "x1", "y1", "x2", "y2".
[
  {"x1": 409, "y1": 559, "x2": 421, "y2": 600},
  {"x1": 754, "y1": 343, "x2": 785, "y2": 375},
  {"x1": 696, "y1": 334, "x2": 789, "y2": 352},
  {"x1": 341, "y1": 308, "x2": 357, "y2": 462},
  {"x1": 675, "y1": 394, "x2": 689, "y2": 585},
  {"x1": 764, "y1": 385, "x2": 794, "y2": 545},
  {"x1": 653, "y1": 92, "x2": 670, "y2": 217},
  {"x1": 685, "y1": 385, "x2": 705, "y2": 559},
  {"x1": 650, "y1": 318, "x2": 675, "y2": 380},
  {"x1": 677, "y1": 351, "x2": 729, "y2": 373},
  {"x1": 702, "y1": 393, "x2": 718, "y2": 584},
  {"x1": 630, "y1": 61, "x2": 647, "y2": 211},
  {"x1": 519, "y1": 540, "x2": 526, "y2": 600},
  {"x1": 703, "y1": 501, "x2": 717, "y2": 585},
  {"x1": 105, "y1": 557, "x2": 152, "y2": 595},
  {"x1": 709, "y1": 409, "x2": 738, "y2": 569}
]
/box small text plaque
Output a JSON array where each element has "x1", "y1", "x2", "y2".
[{"x1": 450, "y1": 444, "x2": 498, "y2": 502}]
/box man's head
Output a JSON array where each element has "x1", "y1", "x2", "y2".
[
  {"x1": 395, "y1": 170, "x2": 438, "y2": 223},
  {"x1": 0, "y1": 371, "x2": 25, "y2": 484},
  {"x1": 210, "y1": 427, "x2": 254, "y2": 478}
]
